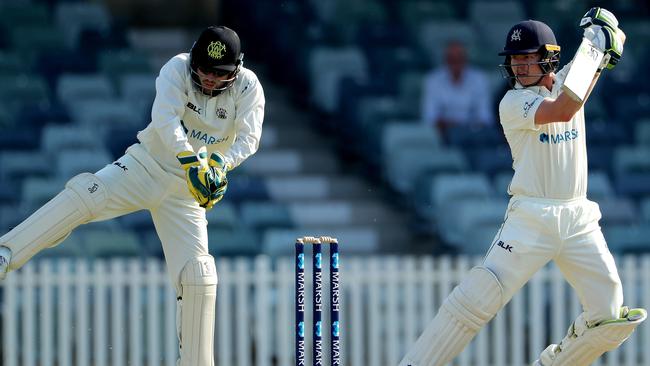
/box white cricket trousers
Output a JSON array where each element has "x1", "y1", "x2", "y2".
[
  {"x1": 484, "y1": 195, "x2": 623, "y2": 324},
  {"x1": 93, "y1": 143, "x2": 210, "y2": 293}
]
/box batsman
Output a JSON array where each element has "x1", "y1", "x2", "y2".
[
  {"x1": 399, "y1": 8, "x2": 646, "y2": 366},
  {"x1": 0, "y1": 26, "x2": 264, "y2": 365}
]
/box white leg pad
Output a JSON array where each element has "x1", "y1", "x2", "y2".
[
  {"x1": 536, "y1": 307, "x2": 647, "y2": 366},
  {"x1": 0, "y1": 173, "x2": 107, "y2": 270},
  {"x1": 177, "y1": 255, "x2": 218, "y2": 366},
  {"x1": 399, "y1": 266, "x2": 504, "y2": 366}
]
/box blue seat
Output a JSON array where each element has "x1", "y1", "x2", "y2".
[
  {"x1": 288, "y1": 201, "x2": 354, "y2": 227},
  {"x1": 83, "y1": 229, "x2": 141, "y2": 258},
  {"x1": 56, "y1": 148, "x2": 112, "y2": 179},
  {"x1": 417, "y1": 21, "x2": 476, "y2": 64},
  {"x1": 438, "y1": 198, "x2": 508, "y2": 249},
  {"x1": 468, "y1": 146, "x2": 513, "y2": 176},
  {"x1": 21, "y1": 177, "x2": 66, "y2": 212},
  {"x1": 56, "y1": 74, "x2": 115, "y2": 108},
  {"x1": 0, "y1": 74, "x2": 49, "y2": 112},
  {"x1": 0, "y1": 129, "x2": 40, "y2": 151},
  {"x1": 98, "y1": 49, "x2": 153, "y2": 82},
  {"x1": 226, "y1": 174, "x2": 269, "y2": 203},
  {"x1": 398, "y1": 0, "x2": 457, "y2": 31},
  {"x1": 55, "y1": 2, "x2": 111, "y2": 48},
  {"x1": 587, "y1": 171, "x2": 615, "y2": 200},
  {"x1": 0, "y1": 51, "x2": 27, "y2": 75},
  {"x1": 613, "y1": 146, "x2": 650, "y2": 174},
  {"x1": 19, "y1": 102, "x2": 71, "y2": 130},
  {"x1": 641, "y1": 197, "x2": 650, "y2": 223},
  {"x1": 119, "y1": 210, "x2": 155, "y2": 234},
  {"x1": 208, "y1": 228, "x2": 259, "y2": 257},
  {"x1": 37, "y1": 50, "x2": 97, "y2": 87},
  {"x1": 603, "y1": 225, "x2": 650, "y2": 254},
  {"x1": 615, "y1": 173, "x2": 650, "y2": 200},
  {"x1": 41, "y1": 124, "x2": 97, "y2": 154},
  {"x1": 205, "y1": 202, "x2": 239, "y2": 231},
  {"x1": 587, "y1": 145, "x2": 614, "y2": 174},
  {"x1": 413, "y1": 172, "x2": 493, "y2": 222},
  {"x1": 308, "y1": 45, "x2": 369, "y2": 113},
  {"x1": 388, "y1": 146, "x2": 469, "y2": 194},
  {"x1": 635, "y1": 119, "x2": 650, "y2": 146},
  {"x1": 240, "y1": 201, "x2": 293, "y2": 231},
  {"x1": 446, "y1": 126, "x2": 506, "y2": 149},
  {"x1": 0, "y1": 150, "x2": 52, "y2": 182},
  {"x1": 105, "y1": 126, "x2": 139, "y2": 159},
  {"x1": 118, "y1": 73, "x2": 156, "y2": 113},
  {"x1": 0, "y1": 3, "x2": 49, "y2": 29},
  {"x1": 493, "y1": 171, "x2": 513, "y2": 198},
  {"x1": 9, "y1": 26, "x2": 66, "y2": 53},
  {"x1": 34, "y1": 231, "x2": 86, "y2": 259},
  {"x1": 72, "y1": 99, "x2": 144, "y2": 128},
  {"x1": 261, "y1": 227, "x2": 379, "y2": 256},
  {"x1": 586, "y1": 121, "x2": 630, "y2": 146},
  {"x1": 381, "y1": 122, "x2": 441, "y2": 159},
  {"x1": 594, "y1": 197, "x2": 638, "y2": 228}
]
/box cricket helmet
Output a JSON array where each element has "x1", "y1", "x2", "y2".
[
  {"x1": 189, "y1": 26, "x2": 244, "y2": 96},
  {"x1": 498, "y1": 20, "x2": 561, "y2": 87}
]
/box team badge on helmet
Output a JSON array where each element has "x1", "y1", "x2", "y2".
[
  {"x1": 511, "y1": 29, "x2": 522, "y2": 42},
  {"x1": 190, "y1": 26, "x2": 244, "y2": 97},
  {"x1": 207, "y1": 41, "x2": 226, "y2": 60}
]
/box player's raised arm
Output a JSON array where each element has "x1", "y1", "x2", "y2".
[{"x1": 535, "y1": 8, "x2": 625, "y2": 125}]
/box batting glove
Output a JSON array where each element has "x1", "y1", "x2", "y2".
[
  {"x1": 580, "y1": 7, "x2": 625, "y2": 70},
  {"x1": 580, "y1": 7, "x2": 618, "y2": 30}
]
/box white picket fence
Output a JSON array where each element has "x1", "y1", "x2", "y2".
[{"x1": 1, "y1": 255, "x2": 649, "y2": 366}]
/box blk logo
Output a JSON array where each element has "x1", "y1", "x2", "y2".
[
  {"x1": 186, "y1": 102, "x2": 202, "y2": 114},
  {"x1": 497, "y1": 240, "x2": 513, "y2": 252},
  {"x1": 113, "y1": 161, "x2": 128, "y2": 171}
]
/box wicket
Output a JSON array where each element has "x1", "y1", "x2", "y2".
[{"x1": 295, "y1": 236, "x2": 340, "y2": 366}]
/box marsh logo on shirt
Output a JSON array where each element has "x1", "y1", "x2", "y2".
[
  {"x1": 188, "y1": 129, "x2": 230, "y2": 145},
  {"x1": 539, "y1": 129, "x2": 579, "y2": 144}
]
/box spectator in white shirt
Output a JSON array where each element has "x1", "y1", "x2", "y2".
[{"x1": 421, "y1": 40, "x2": 494, "y2": 141}]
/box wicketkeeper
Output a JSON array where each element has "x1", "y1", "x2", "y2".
[
  {"x1": 0, "y1": 25, "x2": 265, "y2": 365},
  {"x1": 399, "y1": 8, "x2": 646, "y2": 366}
]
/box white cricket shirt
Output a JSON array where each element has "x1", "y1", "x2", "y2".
[
  {"x1": 498, "y1": 64, "x2": 588, "y2": 199},
  {"x1": 137, "y1": 53, "x2": 265, "y2": 177}
]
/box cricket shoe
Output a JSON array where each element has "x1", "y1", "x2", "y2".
[{"x1": 0, "y1": 246, "x2": 11, "y2": 280}]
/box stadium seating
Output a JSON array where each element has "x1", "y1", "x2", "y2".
[
  {"x1": 413, "y1": 172, "x2": 493, "y2": 223},
  {"x1": 388, "y1": 146, "x2": 469, "y2": 194},
  {"x1": 205, "y1": 202, "x2": 240, "y2": 231},
  {"x1": 0, "y1": 0, "x2": 648, "y2": 258},
  {"x1": 55, "y1": 2, "x2": 112, "y2": 48},
  {"x1": 604, "y1": 225, "x2": 650, "y2": 253}
]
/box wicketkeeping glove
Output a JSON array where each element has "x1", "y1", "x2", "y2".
[
  {"x1": 176, "y1": 147, "x2": 229, "y2": 210},
  {"x1": 580, "y1": 7, "x2": 626, "y2": 70}
]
